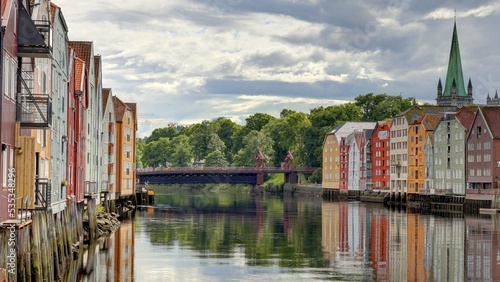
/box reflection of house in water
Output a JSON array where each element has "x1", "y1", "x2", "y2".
[
  {"x1": 322, "y1": 202, "x2": 340, "y2": 258},
  {"x1": 116, "y1": 221, "x2": 134, "y2": 281},
  {"x1": 466, "y1": 216, "x2": 500, "y2": 281},
  {"x1": 100, "y1": 221, "x2": 135, "y2": 281},
  {"x1": 389, "y1": 210, "x2": 407, "y2": 281},
  {"x1": 406, "y1": 214, "x2": 428, "y2": 281},
  {"x1": 430, "y1": 217, "x2": 465, "y2": 282},
  {"x1": 368, "y1": 207, "x2": 389, "y2": 280}
]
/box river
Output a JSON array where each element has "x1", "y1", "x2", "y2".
[{"x1": 88, "y1": 188, "x2": 500, "y2": 281}]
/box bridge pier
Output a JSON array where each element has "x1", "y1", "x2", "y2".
[
  {"x1": 257, "y1": 173, "x2": 264, "y2": 186},
  {"x1": 284, "y1": 171, "x2": 298, "y2": 184}
]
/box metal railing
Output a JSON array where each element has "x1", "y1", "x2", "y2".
[
  {"x1": 16, "y1": 70, "x2": 52, "y2": 128},
  {"x1": 35, "y1": 178, "x2": 51, "y2": 210},
  {"x1": 84, "y1": 181, "x2": 98, "y2": 195}
]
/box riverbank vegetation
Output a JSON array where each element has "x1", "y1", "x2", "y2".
[{"x1": 138, "y1": 93, "x2": 416, "y2": 183}]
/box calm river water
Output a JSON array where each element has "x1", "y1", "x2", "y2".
[{"x1": 90, "y1": 188, "x2": 500, "y2": 281}]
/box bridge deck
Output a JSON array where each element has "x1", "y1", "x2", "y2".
[{"x1": 136, "y1": 167, "x2": 317, "y2": 185}]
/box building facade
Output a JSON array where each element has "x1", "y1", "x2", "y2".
[{"x1": 371, "y1": 121, "x2": 391, "y2": 191}]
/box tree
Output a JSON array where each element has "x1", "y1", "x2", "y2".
[
  {"x1": 245, "y1": 113, "x2": 277, "y2": 131},
  {"x1": 233, "y1": 130, "x2": 275, "y2": 167},
  {"x1": 142, "y1": 137, "x2": 170, "y2": 167},
  {"x1": 136, "y1": 138, "x2": 146, "y2": 168},
  {"x1": 147, "y1": 127, "x2": 178, "y2": 143},
  {"x1": 205, "y1": 150, "x2": 229, "y2": 167},
  {"x1": 215, "y1": 118, "x2": 241, "y2": 164},
  {"x1": 189, "y1": 120, "x2": 221, "y2": 161},
  {"x1": 355, "y1": 93, "x2": 415, "y2": 121},
  {"x1": 279, "y1": 112, "x2": 312, "y2": 166},
  {"x1": 262, "y1": 120, "x2": 288, "y2": 167},
  {"x1": 170, "y1": 135, "x2": 194, "y2": 167}
]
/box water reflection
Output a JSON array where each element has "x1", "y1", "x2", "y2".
[{"x1": 83, "y1": 189, "x2": 500, "y2": 281}]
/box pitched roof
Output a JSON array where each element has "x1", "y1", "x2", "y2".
[
  {"x1": 454, "y1": 106, "x2": 476, "y2": 131},
  {"x1": 480, "y1": 106, "x2": 500, "y2": 138},
  {"x1": 94, "y1": 55, "x2": 101, "y2": 80},
  {"x1": 327, "y1": 122, "x2": 376, "y2": 139},
  {"x1": 102, "y1": 88, "x2": 111, "y2": 114},
  {"x1": 74, "y1": 57, "x2": 85, "y2": 92},
  {"x1": 113, "y1": 96, "x2": 127, "y2": 123},
  {"x1": 68, "y1": 41, "x2": 93, "y2": 71},
  {"x1": 396, "y1": 105, "x2": 457, "y2": 124},
  {"x1": 443, "y1": 22, "x2": 466, "y2": 97},
  {"x1": 422, "y1": 114, "x2": 443, "y2": 131},
  {"x1": 125, "y1": 102, "x2": 138, "y2": 129}
]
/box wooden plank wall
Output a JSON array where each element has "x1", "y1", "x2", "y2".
[{"x1": 15, "y1": 124, "x2": 36, "y2": 210}]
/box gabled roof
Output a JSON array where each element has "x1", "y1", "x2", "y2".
[
  {"x1": 480, "y1": 106, "x2": 500, "y2": 139},
  {"x1": 113, "y1": 96, "x2": 127, "y2": 123},
  {"x1": 395, "y1": 105, "x2": 457, "y2": 124},
  {"x1": 69, "y1": 41, "x2": 93, "y2": 72},
  {"x1": 443, "y1": 22, "x2": 466, "y2": 97},
  {"x1": 327, "y1": 122, "x2": 376, "y2": 139},
  {"x1": 94, "y1": 55, "x2": 101, "y2": 80},
  {"x1": 74, "y1": 57, "x2": 85, "y2": 92},
  {"x1": 422, "y1": 114, "x2": 443, "y2": 131},
  {"x1": 102, "y1": 88, "x2": 112, "y2": 114},
  {"x1": 125, "y1": 103, "x2": 138, "y2": 129},
  {"x1": 454, "y1": 106, "x2": 476, "y2": 131},
  {"x1": 426, "y1": 132, "x2": 434, "y2": 145}
]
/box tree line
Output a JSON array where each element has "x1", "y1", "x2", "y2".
[{"x1": 137, "y1": 93, "x2": 416, "y2": 182}]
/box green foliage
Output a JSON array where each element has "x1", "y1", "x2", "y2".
[
  {"x1": 139, "y1": 93, "x2": 418, "y2": 170},
  {"x1": 355, "y1": 93, "x2": 415, "y2": 122},
  {"x1": 147, "y1": 127, "x2": 178, "y2": 143},
  {"x1": 215, "y1": 118, "x2": 241, "y2": 164},
  {"x1": 136, "y1": 138, "x2": 146, "y2": 168},
  {"x1": 307, "y1": 168, "x2": 322, "y2": 184},
  {"x1": 189, "y1": 120, "x2": 221, "y2": 161},
  {"x1": 265, "y1": 173, "x2": 284, "y2": 184},
  {"x1": 245, "y1": 113, "x2": 277, "y2": 131},
  {"x1": 142, "y1": 137, "x2": 170, "y2": 167},
  {"x1": 233, "y1": 130, "x2": 275, "y2": 167},
  {"x1": 170, "y1": 135, "x2": 194, "y2": 167},
  {"x1": 205, "y1": 150, "x2": 229, "y2": 167}
]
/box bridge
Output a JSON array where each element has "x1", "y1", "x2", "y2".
[{"x1": 136, "y1": 167, "x2": 317, "y2": 186}]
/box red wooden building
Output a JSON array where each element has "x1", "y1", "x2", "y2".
[{"x1": 371, "y1": 121, "x2": 391, "y2": 191}]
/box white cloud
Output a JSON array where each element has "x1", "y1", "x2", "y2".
[{"x1": 54, "y1": 0, "x2": 500, "y2": 137}]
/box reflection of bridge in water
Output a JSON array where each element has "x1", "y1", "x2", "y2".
[{"x1": 136, "y1": 167, "x2": 317, "y2": 185}]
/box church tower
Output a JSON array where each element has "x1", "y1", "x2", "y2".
[{"x1": 436, "y1": 22, "x2": 474, "y2": 107}]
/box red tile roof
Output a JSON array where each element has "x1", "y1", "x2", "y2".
[
  {"x1": 480, "y1": 106, "x2": 500, "y2": 138},
  {"x1": 75, "y1": 57, "x2": 85, "y2": 92},
  {"x1": 69, "y1": 41, "x2": 93, "y2": 72},
  {"x1": 422, "y1": 114, "x2": 443, "y2": 131},
  {"x1": 454, "y1": 106, "x2": 476, "y2": 131},
  {"x1": 103, "y1": 88, "x2": 111, "y2": 113},
  {"x1": 94, "y1": 55, "x2": 101, "y2": 80},
  {"x1": 113, "y1": 96, "x2": 127, "y2": 123}
]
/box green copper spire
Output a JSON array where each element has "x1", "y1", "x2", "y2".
[{"x1": 443, "y1": 22, "x2": 466, "y2": 97}]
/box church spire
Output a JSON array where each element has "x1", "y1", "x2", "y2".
[{"x1": 443, "y1": 21, "x2": 466, "y2": 97}]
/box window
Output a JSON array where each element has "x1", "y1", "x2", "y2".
[
  {"x1": 477, "y1": 143, "x2": 482, "y2": 150},
  {"x1": 484, "y1": 142, "x2": 491, "y2": 150},
  {"x1": 477, "y1": 126, "x2": 481, "y2": 139}
]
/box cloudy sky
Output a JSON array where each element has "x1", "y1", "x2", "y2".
[{"x1": 55, "y1": 0, "x2": 500, "y2": 137}]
